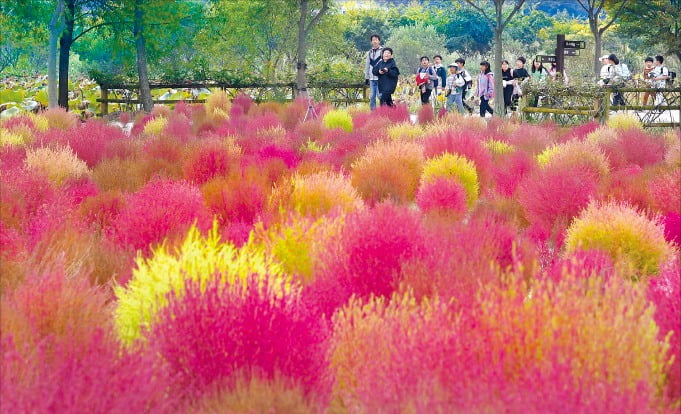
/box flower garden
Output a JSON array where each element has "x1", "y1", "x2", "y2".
[{"x1": 1, "y1": 92, "x2": 679, "y2": 412}]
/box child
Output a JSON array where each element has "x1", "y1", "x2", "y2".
[
  {"x1": 477, "y1": 61, "x2": 494, "y2": 117},
  {"x1": 445, "y1": 63, "x2": 466, "y2": 114},
  {"x1": 372, "y1": 48, "x2": 400, "y2": 107},
  {"x1": 416, "y1": 56, "x2": 438, "y2": 105}
]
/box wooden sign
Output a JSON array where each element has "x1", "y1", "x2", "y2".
[
  {"x1": 564, "y1": 40, "x2": 586, "y2": 49},
  {"x1": 538, "y1": 55, "x2": 557, "y2": 64},
  {"x1": 564, "y1": 49, "x2": 579, "y2": 56}
]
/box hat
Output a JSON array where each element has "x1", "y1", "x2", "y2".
[
  {"x1": 448, "y1": 63, "x2": 457, "y2": 68},
  {"x1": 600, "y1": 55, "x2": 609, "y2": 61}
]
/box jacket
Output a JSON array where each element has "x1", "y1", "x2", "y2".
[
  {"x1": 365, "y1": 47, "x2": 383, "y2": 81},
  {"x1": 477, "y1": 71, "x2": 494, "y2": 99},
  {"x1": 416, "y1": 66, "x2": 438, "y2": 90},
  {"x1": 434, "y1": 64, "x2": 447, "y2": 88},
  {"x1": 446, "y1": 73, "x2": 465, "y2": 94},
  {"x1": 372, "y1": 58, "x2": 400, "y2": 94}
]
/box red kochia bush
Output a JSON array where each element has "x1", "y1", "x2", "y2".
[
  {"x1": 415, "y1": 177, "x2": 467, "y2": 218},
  {"x1": 149, "y1": 276, "x2": 331, "y2": 401},
  {"x1": 111, "y1": 178, "x2": 211, "y2": 253},
  {"x1": 647, "y1": 257, "x2": 681, "y2": 402},
  {"x1": 1, "y1": 331, "x2": 177, "y2": 414},
  {"x1": 372, "y1": 104, "x2": 410, "y2": 123},
  {"x1": 182, "y1": 141, "x2": 238, "y2": 184},
  {"x1": 661, "y1": 212, "x2": 681, "y2": 246},
  {"x1": 600, "y1": 129, "x2": 666, "y2": 169},
  {"x1": 63, "y1": 120, "x2": 126, "y2": 167},
  {"x1": 423, "y1": 130, "x2": 493, "y2": 187},
  {"x1": 306, "y1": 203, "x2": 425, "y2": 317},
  {"x1": 518, "y1": 164, "x2": 598, "y2": 246},
  {"x1": 492, "y1": 150, "x2": 535, "y2": 197}
]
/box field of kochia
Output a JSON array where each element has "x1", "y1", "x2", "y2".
[{"x1": 1, "y1": 92, "x2": 679, "y2": 413}]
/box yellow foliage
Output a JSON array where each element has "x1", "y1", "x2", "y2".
[
  {"x1": 422, "y1": 153, "x2": 479, "y2": 208},
  {"x1": 142, "y1": 117, "x2": 168, "y2": 136},
  {"x1": 113, "y1": 223, "x2": 285, "y2": 345},
  {"x1": 607, "y1": 112, "x2": 642, "y2": 131},
  {"x1": 485, "y1": 139, "x2": 515, "y2": 155},
  {"x1": 387, "y1": 122, "x2": 423, "y2": 140},
  {"x1": 25, "y1": 146, "x2": 89, "y2": 185}
]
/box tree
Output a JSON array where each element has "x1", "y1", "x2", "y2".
[
  {"x1": 616, "y1": 0, "x2": 681, "y2": 63},
  {"x1": 385, "y1": 24, "x2": 447, "y2": 73},
  {"x1": 461, "y1": 0, "x2": 527, "y2": 117},
  {"x1": 575, "y1": 0, "x2": 629, "y2": 77},
  {"x1": 295, "y1": 0, "x2": 330, "y2": 94},
  {"x1": 48, "y1": 0, "x2": 65, "y2": 107},
  {"x1": 133, "y1": 0, "x2": 152, "y2": 111}
]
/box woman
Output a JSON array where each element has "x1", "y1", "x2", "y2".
[
  {"x1": 416, "y1": 56, "x2": 438, "y2": 105},
  {"x1": 606, "y1": 53, "x2": 625, "y2": 106},
  {"x1": 477, "y1": 61, "x2": 494, "y2": 117},
  {"x1": 372, "y1": 48, "x2": 400, "y2": 107},
  {"x1": 511, "y1": 57, "x2": 529, "y2": 112},
  {"x1": 445, "y1": 63, "x2": 466, "y2": 114},
  {"x1": 530, "y1": 59, "x2": 548, "y2": 107},
  {"x1": 501, "y1": 60, "x2": 514, "y2": 115}
]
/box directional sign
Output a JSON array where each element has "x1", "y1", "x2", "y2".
[
  {"x1": 564, "y1": 49, "x2": 579, "y2": 56},
  {"x1": 564, "y1": 40, "x2": 586, "y2": 49},
  {"x1": 538, "y1": 55, "x2": 557, "y2": 64}
]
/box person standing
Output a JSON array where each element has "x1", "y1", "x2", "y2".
[
  {"x1": 364, "y1": 34, "x2": 383, "y2": 110},
  {"x1": 599, "y1": 55, "x2": 611, "y2": 84},
  {"x1": 373, "y1": 48, "x2": 399, "y2": 107},
  {"x1": 445, "y1": 63, "x2": 466, "y2": 114},
  {"x1": 642, "y1": 57, "x2": 655, "y2": 105},
  {"x1": 455, "y1": 58, "x2": 474, "y2": 114},
  {"x1": 650, "y1": 55, "x2": 671, "y2": 105},
  {"x1": 529, "y1": 59, "x2": 548, "y2": 107},
  {"x1": 433, "y1": 54, "x2": 447, "y2": 96},
  {"x1": 512, "y1": 57, "x2": 529, "y2": 110},
  {"x1": 477, "y1": 61, "x2": 494, "y2": 118},
  {"x1": 416, "y1": 56, "x2": 438, "y2": 106},
  {"x1": 606, "y1": 54, "x2": 625, "y2": 106}
]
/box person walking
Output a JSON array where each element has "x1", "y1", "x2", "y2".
[
  {"x1": 364, "y1": 34, "x2": 383, "y2": 110},
  {"x1": 642, "y1": 57, "x2": 655, "y2": 105},
  {"x1": 373, "y1": 48, "x2": 399, "y2": 107},
  {"x1": 501, "y1": 60, "x2": 514, "y2": 115},
  {"x1": 455, "y1": 58, "x2": 474, "y2": 114},
  {"x1": 445, "y1": 63, "x2": 466, "y2": 114},
  {"x1": 650, "y1": 55, "x2": 671, "y2": 105},
  {"x1": 511, "y1": 57, "x2": 529, "y2": 112},
  {"x1": 416, "y1": 56, "x2": 438, "y2": 106},
  {"x1": 433, "y1": 54, "x2": 447, "y2": 96},
  {"x1": 529, "y1": 59, "x2": 548, "y2": 107},
  {"x1": 605, "y1": 54, "x2": 625, "y2": 106},
  {"x1": 477, "y1": 61, "x2": 494, "y2": 118}
]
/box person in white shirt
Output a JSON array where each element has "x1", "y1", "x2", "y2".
[
  {"x1": 650, "y1": 55, "x2": 671, "y2": 105},
  {"x1": 445, "y1": 63, "x2": 466, "y2": 114},
  {"x1": 455, "y1": 58, "x2": 474, "y2": 114},
  {"x1": 364, "y1": 34, "x2": 383, "y2": 110},
  {"x1": 598, "y1": 55, "x2": 611, "y2": 86}
]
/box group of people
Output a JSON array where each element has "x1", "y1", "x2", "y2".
[
  {"x1": 366, "y1": 33, "x2": 676, "y2": 117},
  {"x1": 599, "y1": 54, "x2": 672, "y2": 106}
]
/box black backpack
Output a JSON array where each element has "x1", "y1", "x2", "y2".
[{"x1": 670, "y1": 71, "x2": 677, "y2": 84}]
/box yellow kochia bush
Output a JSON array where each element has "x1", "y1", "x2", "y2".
[
  {"x1": 25, "y1": 146, "x2": 89, "y2": 185},
  {"x1": 536, "y1": 140, "x2": 610, "y2": 178},
  {"x1": 565, "y1": 202, "x2": 672, "y2": 276},
  {"x1": 114, "y1": 223, "x2": 285, "y2": 344},
  {"x1": 421, "y1": 153, "x2": 479, "y2": 208}
]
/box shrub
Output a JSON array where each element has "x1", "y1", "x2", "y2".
[
  {"x1": 647, "y1": 257, "x2": 681, "y2": 403},
  {"x1": 599, "y1": 129, "x2": 666, "y2": 170},
  {"x1": 306, "y1": 203, "x2": 425, "y2": 317},
  {"x1": 91, "y1": 157, "x2": 148, "y2": 192},
  {"x1": 492, "y1": 150, "x2": 535, "y2": 197},
  {"x1": 415, "y1": 177, "x2": 467, "y2": 219},
  {"x1": 62, "y1": 120, "x2": 126, "y2": 167},
  {"x1": 41, "y1": 107, "x2": 79, "y2": 130},
  {"x1": 142, "y1": 116, "x2": 168, "y2": 136},
  {"x1": 565, "y1": 201, "x2": 672, "y2": 276},
  {"x1": 421, "y1": 153, "x2": 479, "y2": 209},
  {"x1": 485, "y1": 139, "x2": 515, "y2": 155},
  {"x1": 182, "y1": 140, "x2": 239, "y2": 184},
  {"x1": 149, "y1": 275, "x2": 331, "y2": 399},
  {"x1": 372, "y1": 103, "x2": 411, "y2": 123},
  {"x1": 661, "y1": 212, "x2": 681, "y2": 246},
  {"x1": 0, "y1": 128, "x2": 28, "y2": 147},
  {"x1": 270, "y1": 171, "x2": 363, "y2": 220},
  {"x1": 423, "y1": 130, "x2": 492, "y2": 188},
  {"x1": 113, "y1": 224, "x2": 284, "y2": 344},
  {"x1": 1, "y1": 330, "x2": 178, "y2": 413},
  {"x1": 322, "y1": 109, "x2": 353, "y2": 132},
  {"x1": 416, "y1": 104, "x2": 435, "y2": 124},
  {"x1": 387, "y1": 122, "x2": 424, "y2": 141},
  {"x1": 649, "y1": 168, "x2": 681, "y2": 214},
  {"x1": 25, "y1": 146, "x2": 89, "y2": 186},
  {"x1": 164, "y1": 113, "x2": 193, "y2": 142},
  {"x1": 351, "y1": 139, "x2": 424, "y2": 205},
  {"x1": 606, "y1": 112, "x2": 642, "y2": 130},
  {"x1": 536, "y1": 139, "x2": 610, "y2": 179},
  {"x1": 518, "y1": 164, "x2": 599, "y2": 247},
  {"x1": 110, "y1": 178, "x2": 211, "y2": 253},
  {"x1": 201, "y1": 172, "x2": 268, "y2": 227}
]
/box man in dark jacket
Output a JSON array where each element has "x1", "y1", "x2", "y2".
[{"x1": 372, "y1": 48, "x2": 399, "y2": 107}]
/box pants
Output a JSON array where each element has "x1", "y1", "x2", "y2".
[
  {"x1": 479, "y1": 97, "x2": 493, "y2": 117},
  {"x1": 420, "y1": 88, "x2": 432, "y2": 105},
  {"x1": 612, "y1": 92, "x2": 625, "y2": 106},
  {"x1": 642, "y1": 91, "x2": 651, "y2": 106},
  {"x1": 369, "y1": 80, "x2": 381, "y2": 110},
  {"x1": 447, "y1": 93, "x2": 465, "y2": 114},
  {"x1": 503, "y1": 85, "x2": 514, "y2": 113},
  {"x1": 380, "y1": 93, "x2": 393, "y2": 107}
]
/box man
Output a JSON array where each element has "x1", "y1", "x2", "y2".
[
  {"x1": 364, "y1": 34, "x2": 383, "y2": 110},
  {"x1": 455, "y1": 58, "x2": 474, "y2": 114},
  {"x1": 598, "y1": 55, "x2": 611, "y2": 86},
  {"x1": 650, "y1": 55, "x2": 671, "y2": 105}
]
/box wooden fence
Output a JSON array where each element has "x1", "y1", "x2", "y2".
[
  {"x1": 96, "y1": 82, "x2": 367, "y2": 115},
  {"x1": 521, "y1": 87, "x2": 681, "y2": 128}
]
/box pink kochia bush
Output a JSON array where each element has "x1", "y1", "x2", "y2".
[
  {"x1": 415, "y1": 177, "x2": 467, "y2": 218},
  {"x1": 111, "y1": 178, "x2": 211, "y2": 253},
  {"x1": 306, "y1": 203, "x2": 425, "y2": 317},
  {"x1": 149, "y1": 276, "x2": 331, "y2": 405}
]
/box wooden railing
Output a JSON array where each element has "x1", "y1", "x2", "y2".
[
  {"x1": 521, "y1": 87, "x2": 681, "y2": 128},
  {"x1": 95, "y1": 81, "x2": 368, "y2": 115}
]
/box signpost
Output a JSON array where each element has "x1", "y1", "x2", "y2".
[
  {"x1": 564, "y1": 49, "x2": 579, "y2": 56},
  {"x1": 564, "y1": 40, "x2": 586, "y2": 49},
  {"x1": 538, "y1": 55, "x2": 557, "y2": 64},
  {"x1": 554, "y1": 35, "x2": 585, "y2": 75}
]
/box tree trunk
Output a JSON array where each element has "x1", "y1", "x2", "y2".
[
  {"x1": 134, "y1": 0, "x2": 153, "y2": 112},
  {"x1": 295, "y1": 0, "x2": 309, "y2": 96},
  {"x1": 493, "y1": 18, "x2": 504, "y2": 116},
  {"x1": 593, "y1": 30, "x2": 602, "y2": 78},
  {"x1": 58, "y1": 0, "x2": 75, "y2": 109},
  {"x1": 48, "y1": 0, "x2": 64, "y2": 108}
]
